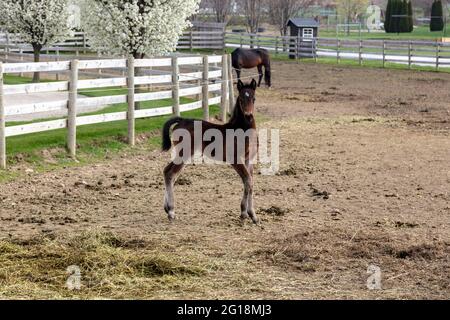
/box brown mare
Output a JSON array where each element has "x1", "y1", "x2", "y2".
[
  {"x1": 232, "y1": 48, "x2": 271, "y2": 87},
  {"x1": 162, "y1": 79, "x2": 259, "y2": 224}
]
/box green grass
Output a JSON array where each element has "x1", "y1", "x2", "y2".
[
  {"x1": 319, "y1": 25, "x2": 450, "y2": 41},
  {"x1": 2, "y1": 75, "x2": 219, "y2": 181},
  {"x1": 194, "y1": 47, "x2": 450, "y2": 73},
  {"x1": 298, "y1": 56, "x2": 450, "y2": 73}
]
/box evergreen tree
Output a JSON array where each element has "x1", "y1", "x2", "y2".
[
  {"x1": 408, "y1": 0, "x2": 414, "y2": 32},
  {"x1": 400, "y1": 0, "x2": 409, "y2": 32},
  {"x1": 393, "y1": 0, "x2": 401, "y2": 33},
  {"x1": 385, "y1": 0, "x2": 392, "y2": 32},
  {"x1": 430, "y1": 0, "x2": 444, "y2": 32}
]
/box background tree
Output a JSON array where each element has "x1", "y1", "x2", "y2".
[
  {"x1": 267, "y1": 0, "x2": 314, "y2": 36},
  {"x1": 430, "y1": 0, "x2": 444, "y2": 32},
  {"x1": 384, "y1": 0, "x2": 392, "y2": 32},
  {"x1": 0, "y1": 0, "x2": 73, "y2": 82},
  {"x1": 385, "y1": 0, "x2": 412, "y2": 33},
  {"x1": 399, "y1": 0, "x2": 409, "y2": 32},
  {"x1": 407, "y1": 0, "x2": 414, "y2": 32},
  {"x1": 211, "y1": 0, "x2": 233, "y2": 23},
  {"x1": 336, "y1": 0, "x2": 370, "y2": 35},
  {"x1": 240, "y1": 0, "x2": 265, "y2": 33}
]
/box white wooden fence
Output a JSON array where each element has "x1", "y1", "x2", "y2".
[
  {"x1": 0, "y1": 54, "x2": 235, "y2": 169},
  {"x1": 225, "y1": 32, "x2": 450, "y2": 69},
  {"x1": 0, "y1": 31, "x2": 226, "y2": 62}
]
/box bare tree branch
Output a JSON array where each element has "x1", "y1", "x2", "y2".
[{"x1": 268, "y1": 0, "x2": 314, "y2": 36}]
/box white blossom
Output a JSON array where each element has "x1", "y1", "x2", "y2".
[
  {"x1": 79, "y1": 0, "x2": 200, "y2": 57},
  {"x1": 0, "y1": 0, "x2": 73, "y2": 48}
]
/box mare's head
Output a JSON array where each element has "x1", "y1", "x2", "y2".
[{"x1": 237, "y1": 79, "x2": 257, "y2": 117}]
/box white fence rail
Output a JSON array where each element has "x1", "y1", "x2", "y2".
[
  {"x1": 3, "y1": 30, "x2": 450, "y2": 70},
  {"x1": 0, "y1": 54, "x2": 234, "y2": 169},
  {"x1": 225, "y1": 32, "x2": 450, "y2": 69}
]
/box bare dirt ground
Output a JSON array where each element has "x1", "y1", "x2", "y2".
[{"x1": 0, "y1": 61, "x2": 449, "y2": 299}]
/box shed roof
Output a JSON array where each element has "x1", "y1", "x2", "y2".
[{"x1": 287, "y1": 18, "x2": 320, "y2": 28}]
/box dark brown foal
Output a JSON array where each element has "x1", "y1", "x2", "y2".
[{"x1": 162, "y1": 79, "x2": 259, "y2": 223}]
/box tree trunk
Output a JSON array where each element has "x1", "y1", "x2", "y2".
[{"x1": 32, "y1": 44, "x2": 42, "y2": 83}]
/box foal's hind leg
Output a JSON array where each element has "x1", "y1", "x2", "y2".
[
  {"x1": 232, "y1": 163, "x2": 258, "y2": 224},
  {"x1": 257, "y1": 65, "x2": 263, "y2": 87},
  {"x1": 163, "y1": 161, "x2": 185, "y2": 221}
]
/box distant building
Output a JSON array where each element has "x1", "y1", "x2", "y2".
[
  {"x1": 287, "y1": 18, "x2": 320, "y2": 59},
  {"x1": 287, "y1": 18, "x2": 320, "y2": 38}
]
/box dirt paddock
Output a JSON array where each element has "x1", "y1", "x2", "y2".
[{"x1": 0, "y1": 61, "x2": 449, "y2": 299}]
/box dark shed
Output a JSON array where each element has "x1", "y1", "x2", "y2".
[
  {"x1": 287, "y1": 18, "x2": 320, "y2": 38},
  {"x1": 287, "y1": 18, "x2": 320, "y2": 59}
]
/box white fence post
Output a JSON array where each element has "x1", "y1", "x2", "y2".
[
  {"x1": 436, "y1": 40, "x2": 440, "y2": 71},
  {"x1": 220, "y1": 54, "x2": 228, "y2": 122},
  {"x1": 314, "y1": 38, "x2": 318, "y2": 63},
  {"x1": 275, "y1": 36, "x2": 279, "y2": 56},
  {"x1": 67, "y1": 59, "x2": 79, "y2": 158},
  {"x1": 0, "y1": 62, "x2": 5, "y2": 169},
  {"x1": 55, "y1": 48, "x2": 60, "y2": 81},
  {"x1": 19, "y1": 48, "x2": 24, "y2": 77},
  {"x1": 337, "y1": 39, "x2": 340, "y2": 64},
  {"x1": 227, "y1": 54, "x2": 235, "y2": 115},
  {"x1": 83, "y1": 33, "x2": 87, "y2": 54},
  {"x1": 359, "y1": 40, "x2": 363, "y2": 66},
  {"x1": 172, "y1": 56, "x2": 180, "y2": 116},
  {"x1": 5, "y1": 33, "x2": 9, "y2": 61},
  {"x1": 382, "y1": 40, "x2": 386, "y2": 68},
  {"x1": 222, "y1": 31, "x2": 226, "y2": 50},
  {"x1": 408, "y1": 41, "x2": 412, "y2": 69},
  {"x1": 127, "y1": 57, "x2": 135, "y2": 146},
  {"x1": 202, "y1": 55, "x2": 209, "y2": 121}
]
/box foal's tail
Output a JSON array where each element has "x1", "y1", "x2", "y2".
[{"x1": 162, "y1": 117, "x2": 182, "y2": 151}]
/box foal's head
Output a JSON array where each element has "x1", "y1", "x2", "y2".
[{"x1": 237, "y1": 79, "x2": 257, "y2": 116}]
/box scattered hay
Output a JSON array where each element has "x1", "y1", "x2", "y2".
[
  {"x1": 175, "y1": 177, "x2": 192, "y2": 186},
  {"x1": 308, "y1": 183, "x2": 330, "y2": 200},
  {"x1": 276, "y1": 166, "x2": 297, "y2": 176},
  {"x1": 386, "y1": 243, "x2": 449, "y2": 260},
  {"x1": 0, "y1": 231, "x2": 206, "y2": 299},
  {"x1": 257, "y1": 206, "x2": 290, "y2": 216},
  {"x1": 255, "y1": 232, "x2": 319, "y2": 272},
  {"x1": 351, "y1": 118, "x2": 376, "y2": 123}
]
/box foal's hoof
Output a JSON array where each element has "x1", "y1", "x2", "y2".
[
  {"x1": 240, "y1": 212, "x2": 250, "y2": 220},
  {"x1": 167, "y1": 212, "x2": 176, "y2": 222},
  {"x1": 250, "y1": 215, "x2": 260, "y2": 225}
]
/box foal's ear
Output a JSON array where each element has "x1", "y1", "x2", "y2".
[
  {"x1": 237, "y1": 79, "x2": 244, "y2": 91},
  {"x1": 250, "y1": 79, "x2": 257, "y2": 90}
]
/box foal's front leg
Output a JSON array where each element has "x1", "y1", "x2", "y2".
[
  {"x1": 232, "y1": 163, "x2": 258, "y2": 224},
  {"x1": 246, "y1": 161, "x2": 257, "y2": 223},
  {"x1": 163, "y1": 161, "x2": 185, "y2": 221}
]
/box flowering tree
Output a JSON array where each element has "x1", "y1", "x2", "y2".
[
  {"x1": 0, "y1": 0, "x2": 73, "y2": 82},
  {"x1": 80, "y1": 0, "x2": 201, "y2": 58}
]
